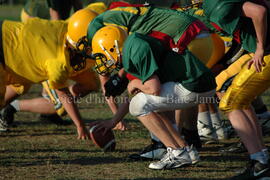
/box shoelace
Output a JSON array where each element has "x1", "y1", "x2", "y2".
[{"x1": 161, "y1": 148, "x2": 174, "y2": 163}]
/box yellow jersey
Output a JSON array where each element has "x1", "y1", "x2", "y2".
[{"x1": 2, "y1": 18, "x2": 72, "y2": 89}]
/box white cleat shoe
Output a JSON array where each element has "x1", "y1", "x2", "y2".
[
  {"x1": 197, "y1": 120, "x2": 218, "y2": 141},
  {"x1": 213, "y1": 124, "x2": 229, "y2": 140},
  {"x1": 186, "y1": 144, "x2": 200, "y2": 164},
  {"x1": 148, "y1": 147, "x2": 192, "y2": 170}
]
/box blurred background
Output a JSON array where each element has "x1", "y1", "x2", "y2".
[{"x1": 0, "y1": 0, "x2": 193, "y2": 21}]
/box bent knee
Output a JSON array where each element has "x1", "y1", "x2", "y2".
[{"x1": 129, "y1": 93, "x2": 151, "y2": 117}]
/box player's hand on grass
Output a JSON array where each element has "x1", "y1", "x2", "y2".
[
  {"x1": 77, "y1": 125, "x2": 90, "y2": 140},
  {"x1": 248, "y1": 48, "x2": 265, "y2": 72}
]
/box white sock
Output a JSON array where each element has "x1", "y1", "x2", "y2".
[
  {"x1": 210, "y1": 112, "x2": 222, "y2": 127},
  {"x1": 262, "y1": 148, "x2": 269, "y2": 160},
  {"x1": 250, "y1": 151, "x2": 268, "y2": 164},
  {"x1": 10, "y1": 100, "x2": 20, "y2": 111},
  {"x1": 197, "y1": 111, "x2": 212, "y2": 126}
]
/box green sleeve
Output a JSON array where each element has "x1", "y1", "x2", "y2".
[
  {"x1": 87, "y1": 8, "x2": 138, "y2": 43},
  {"x1": 87, "y1": 13, "x2": 106, "y2": 43},
  {"x1": 203, "y1": 0, "x2": 244, "y2": 34},
  {"x1": 123, "y1": 34, "x2": 160, "y2": 83}
]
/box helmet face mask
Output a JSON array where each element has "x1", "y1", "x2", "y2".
[
  {"x1": 68, "y1": 47, "x2": 87, "y2": 72},
  {"x1": 93, "y1": 53, "x2": 115, "y2": 76},
  {"x1": 75, "y1": 36, "x2": 92, "y2": 58}
]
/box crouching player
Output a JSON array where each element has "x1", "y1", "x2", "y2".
[
  {"x1": 0, "y1": 9, "x2": 97, "y2": 139},
  {"x1": 91, "y1": 25, "x2": 216, "y2": 169},
  {"x1": 86, "y1": 4, "x2": 221, "y2": 160}
]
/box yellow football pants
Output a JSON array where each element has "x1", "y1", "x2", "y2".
[
  {"x1": 219, "y1": 54, "x2": 270, "y2": 112},
  {"x1": 215, "y1": 54, "x2": 251, "y2": 92}
]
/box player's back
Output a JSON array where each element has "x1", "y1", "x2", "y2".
[{"x1": 2, "y1": 18, "x2": 69, "y2": 83}]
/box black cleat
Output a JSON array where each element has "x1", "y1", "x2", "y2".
[
  {"x1": 0, "y1": 116, "x2": 8, "y2": 132},
  {"x1": 1, "y1": 104, "x2": 17, "y2": 126},
  {"x1": 182, "y1": 128, "x2": 202, "y2": 150},
  {"x1": 231, "y1": 160, "x2": 270, "y2": 180},
  {"x1": 219, "y1": 142, "x2": 247, "y2": 154}
]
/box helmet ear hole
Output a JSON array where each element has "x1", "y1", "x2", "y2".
[{"x1": 109, "y1": 48, "x2": 114, "y2": 53}]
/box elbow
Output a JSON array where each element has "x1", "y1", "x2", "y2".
[
  {"x1": 257, "y1": 5, "x2": 267, "y2": 17},
  {"x1": 151, "y1": 91, "x2": 160, "y2": 96},
  {"x1": 148, "y1": 88, "x2": 161, "y2": 96}
]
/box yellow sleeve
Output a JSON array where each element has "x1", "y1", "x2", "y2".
[
  {"x1": 86, "y1": 2, "x2": 107, "y2": 14},
  {"x1": 46, "y1": 59, "x2": 70, "y2": 89}
]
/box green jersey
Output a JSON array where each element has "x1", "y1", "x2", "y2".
[
  {"x1": 24, "y1": 0, "x2": 50, "y2": 19},
  {"x1": 123, "y1": 33, "x2": 216, "y2": 92},
  {"x1": 87, "y1": 6, "x2": 198, "y2": 45},
  {"x1": 203, "y1": 0, "x2": 270, "y2": 54},
  {"x1": 181, "y1": 7, "x2": 216, "y2": 33}
]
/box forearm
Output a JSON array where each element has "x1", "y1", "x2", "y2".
[
  {"x1": 106, "y1": 97, "x2": 118, "y2": 114},
  {"x1": 99, "y1": 74, "x2": 118, "y2": 113},
  {"x1": 56, "y1": 88, "x2": 84, "y2": 128},
  {"x1": 243, "y1": 2, "x2": 267, "y2": 51},
  {"x1": 253, "y1": 12, "x2": 267, "y2": 52},
  {"x1": 111, "y1": 100, "x2": 130, "y2": 125},
  {"x1": 69, "y1": 83, "x2": 91, "y2": 98}
]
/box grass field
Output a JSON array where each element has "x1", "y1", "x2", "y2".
[{"x1": 1, "y1": 4, "x2": 270, "y2": 180}]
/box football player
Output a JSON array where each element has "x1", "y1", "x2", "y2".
[
  {"x1": 4, "y1": 2, "x2": 128, "y2": 131},
  {"x1": 91, "y1": 25, "x2": 216, "y2": 170},
  {"x1": 0, "y1": 9, "x2": 97, "y2": 140},
  {"x1": 86, "y1": 4, "x2": 224, "y2": 159},
  {"x1": 203, "y1": 0, "x2": 270, "y2": 179},
  {"x1": 177, "y1": 3, "x2": 228, "y2": 142}
]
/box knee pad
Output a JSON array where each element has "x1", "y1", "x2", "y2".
[{"x1": 129, "y1": 93, "x2": 150, "y2": 117}]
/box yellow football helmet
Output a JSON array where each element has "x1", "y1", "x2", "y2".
[
  {"x1": 66, "y1": 9, "x2": 97, "y2": 71},
  {"x1": 66, "y1": 8, "x2": 97, "y2": 51},
  {"x1": 92, "y1": 25, "x2": 128, "y2": 75},
  {"x1": 181, "y1": 0, "x2": 203, "y2": 9}
]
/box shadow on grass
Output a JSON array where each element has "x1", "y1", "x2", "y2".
[
  {"x1": 0, "y1": 130, "x2": 75, "y2": 137},
  {"x1": 86, "y1": 118, "x2": 138, "y2": 124},
  {"x1": 125, "y1": 178, "x2": 229, "y2": 180},
  {"x1": 0, "y1": 147, "x2": 101, "y2": 154},
  {"x1": 0, "y1": 156, "x2": 124, "y2": 167}
]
